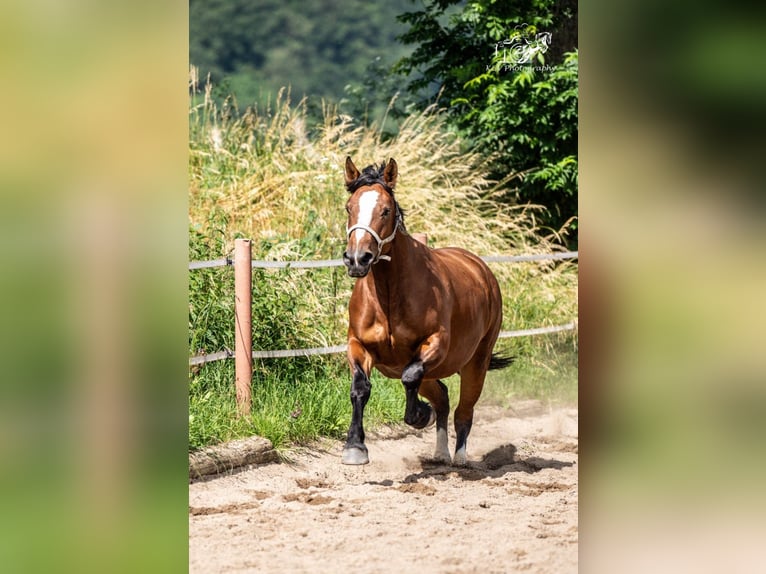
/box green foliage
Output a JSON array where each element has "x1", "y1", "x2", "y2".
[
  {"x1": 188, "y1": 220, "x2": 309, "y2": 358},
  {"x1": 189, "y1": 0, "x2": 415, "y2": 118},
  {"x1": 394, "y1": 0, "x2": 578, "y2": 245},
  {"x1": 470, "y1": 51, "x2": 579, "y2": 239}
]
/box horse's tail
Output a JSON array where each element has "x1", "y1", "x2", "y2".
[{"x1": 488, "y1": 353, "x2": 515, "y2": 370}]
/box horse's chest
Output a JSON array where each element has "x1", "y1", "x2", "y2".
[
  {"x1": 361, "y1": 318, "x2": 420, "y2": 364},
  {"x1": 352, "y1": 284, "x2": 439, "y2": 367}
]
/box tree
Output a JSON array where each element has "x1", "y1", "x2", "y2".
[
  {"x1": 189, "y1": 0, "x2": 415, "y2": 119},
  {"x1": 395, "y1": 0, "x2": 578, "y2": 244}
]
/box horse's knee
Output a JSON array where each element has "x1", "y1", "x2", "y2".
[
  {"x1": 401, "y1": 360, "x2": 424, "y2": 389},
  {"x1": 350, "y1": 367, "x2": 371, "y2": 403}
]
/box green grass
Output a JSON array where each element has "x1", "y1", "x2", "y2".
[
  {"x1": 189, "y1": 339, "x2": 576, "y2": 453},
  {"x1": 428, "y1": 334, "x2": 578, "y2": 420},
  {"x1": 189, "y1": 356, "x2": 409, "y2": 452},
  {"x1": 189, "y1": 335, "x2": 576, "y2": 452},
  {"x1": 480, "y1": 335, "x2": 578, "y2": 406},
  {"x1": 188, "y1": 72, "x2": 578, "y2": 452}
]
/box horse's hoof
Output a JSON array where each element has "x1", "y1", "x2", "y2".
[
  {"x1": 341, "y1": 446, "x2": 369, "y2": 465},
  {"x1": 432, "y1": 450, "x2": 451, "y2": 464},
  {"x1": 405, "y1": 402, "x2": 433, "y2": 429},
  {"x1": 453, "y1": 448, "x2": 468, "y2": 467}
]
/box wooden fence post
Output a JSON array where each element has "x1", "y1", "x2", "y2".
[
  {"x1": 412, "y1": 233, "x2": 428, "y2": 246},
  {"x1": 234, "y1": 238, "x2": 252, "y2": 417}
]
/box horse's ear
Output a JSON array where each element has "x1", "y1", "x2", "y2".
[
  {"x1": 345, "y1": 156, "x2": 360, "y2": 189},
  {"x1": 383, "y1": 158, "x2": 398, "y2": 189}
]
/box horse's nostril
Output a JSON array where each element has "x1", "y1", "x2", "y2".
[
  {"x1": 359, "y1": 252, "x2": 374, "y2": 265},
  {"x1": 342, "y1": 252, "x2": 351, "y2": 263}
]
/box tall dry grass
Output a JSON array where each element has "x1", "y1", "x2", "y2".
[{"x1": 190, "y1": 76, "x2": 569, "y2": 247}]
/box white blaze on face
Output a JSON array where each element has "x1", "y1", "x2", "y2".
[{"x1": 353, "y1": 190, "x2": 380, "y2": 243}]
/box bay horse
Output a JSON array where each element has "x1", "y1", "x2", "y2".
[{"x1": 341, "y1": 156, "x2": 512, "y2": 466}]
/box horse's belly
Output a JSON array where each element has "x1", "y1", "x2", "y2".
[
  {"x1": 367, "y1": 338, "x2": 465, "y2": 381},
  {"x1": 373, "y1": 352, "x2": 463, "y2": 381},
  {"x1": 375, "y1": 363, "x2": 405, "y2": 379},
  {"x1": 367, "y1": 343, "x2": 410, "y2": 378}
]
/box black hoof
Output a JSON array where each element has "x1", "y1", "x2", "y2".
[{"x1": 405, "y1": 401, "x2": 433, "y2": 429}]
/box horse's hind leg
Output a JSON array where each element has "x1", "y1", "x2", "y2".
[
  {"x1": 419, "y1": 379, "x2": 450, "y2": 463},
  {"x1": 454, "y1": 356, "x2": 491, "y2": 466}
]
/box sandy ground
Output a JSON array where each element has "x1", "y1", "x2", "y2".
[{"x1": 189, "y1": 401, "x2": 578, "y2": 573}]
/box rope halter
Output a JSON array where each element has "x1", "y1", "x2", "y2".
[{"x1": 346, "y1": 208, "x2": 404, "y2": 263}]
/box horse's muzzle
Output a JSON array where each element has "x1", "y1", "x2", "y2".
[
  {"x1": 343, "y1": 250, "x2": 373, "y2": 277},
  {"x1": 346, "y1": 266, "x2": 370, "y2": 278}
]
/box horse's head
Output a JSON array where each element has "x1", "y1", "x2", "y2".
[{"x1": 342, "y1": 156, "x2": 401, "y2": 278}]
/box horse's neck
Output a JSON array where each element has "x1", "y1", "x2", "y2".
[{"x1": 369, "y1": 233, "x2": 425, "y2": 295}]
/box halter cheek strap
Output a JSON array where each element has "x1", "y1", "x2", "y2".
[{"x1": 346, "y1": 212, "x2": 403, "y2": 263}]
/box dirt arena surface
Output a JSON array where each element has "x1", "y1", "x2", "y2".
[{"x1": 189, "y1": 401, "x2": 578, "y2": 573}]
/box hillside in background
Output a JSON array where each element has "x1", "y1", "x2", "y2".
[{"x1": 190, "y1": 0, "x2": 416, "y2": 120}]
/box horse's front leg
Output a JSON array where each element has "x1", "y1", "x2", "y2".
[
  {"x1": 401, "y1": 359, "x2": 433, "y2": 428},
  {"x1": 342, "y1": 340, "x2": 373, "y2": 465},
  {"x1": 401, "y1": 330, "x2": 449, "y2": 429}
]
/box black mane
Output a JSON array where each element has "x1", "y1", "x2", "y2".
[{"x1": 345, "y1": 162, "x2": 394, "y2": 194}]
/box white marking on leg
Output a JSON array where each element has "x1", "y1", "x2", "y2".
[
  {"x1": 434, "y1": 427, "x2": 450, "y2": 462},
  {"x1": 353, "y1": 190, "x2": 380, "y2": 244},
  {"x1": 453, "y1": 445, "x2": 467, "y2": 466}
]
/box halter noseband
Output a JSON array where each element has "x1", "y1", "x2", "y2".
[{"x1": 346, "y1": 208, "x2": 404, "y2": 263}]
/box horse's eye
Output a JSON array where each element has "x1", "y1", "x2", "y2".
[
  {"x1": 381, "y1": 207, "x2": 391, "y2": 217},
  {"x1": 345, "y1": 204, "x2": 351, "y2": 214}
]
